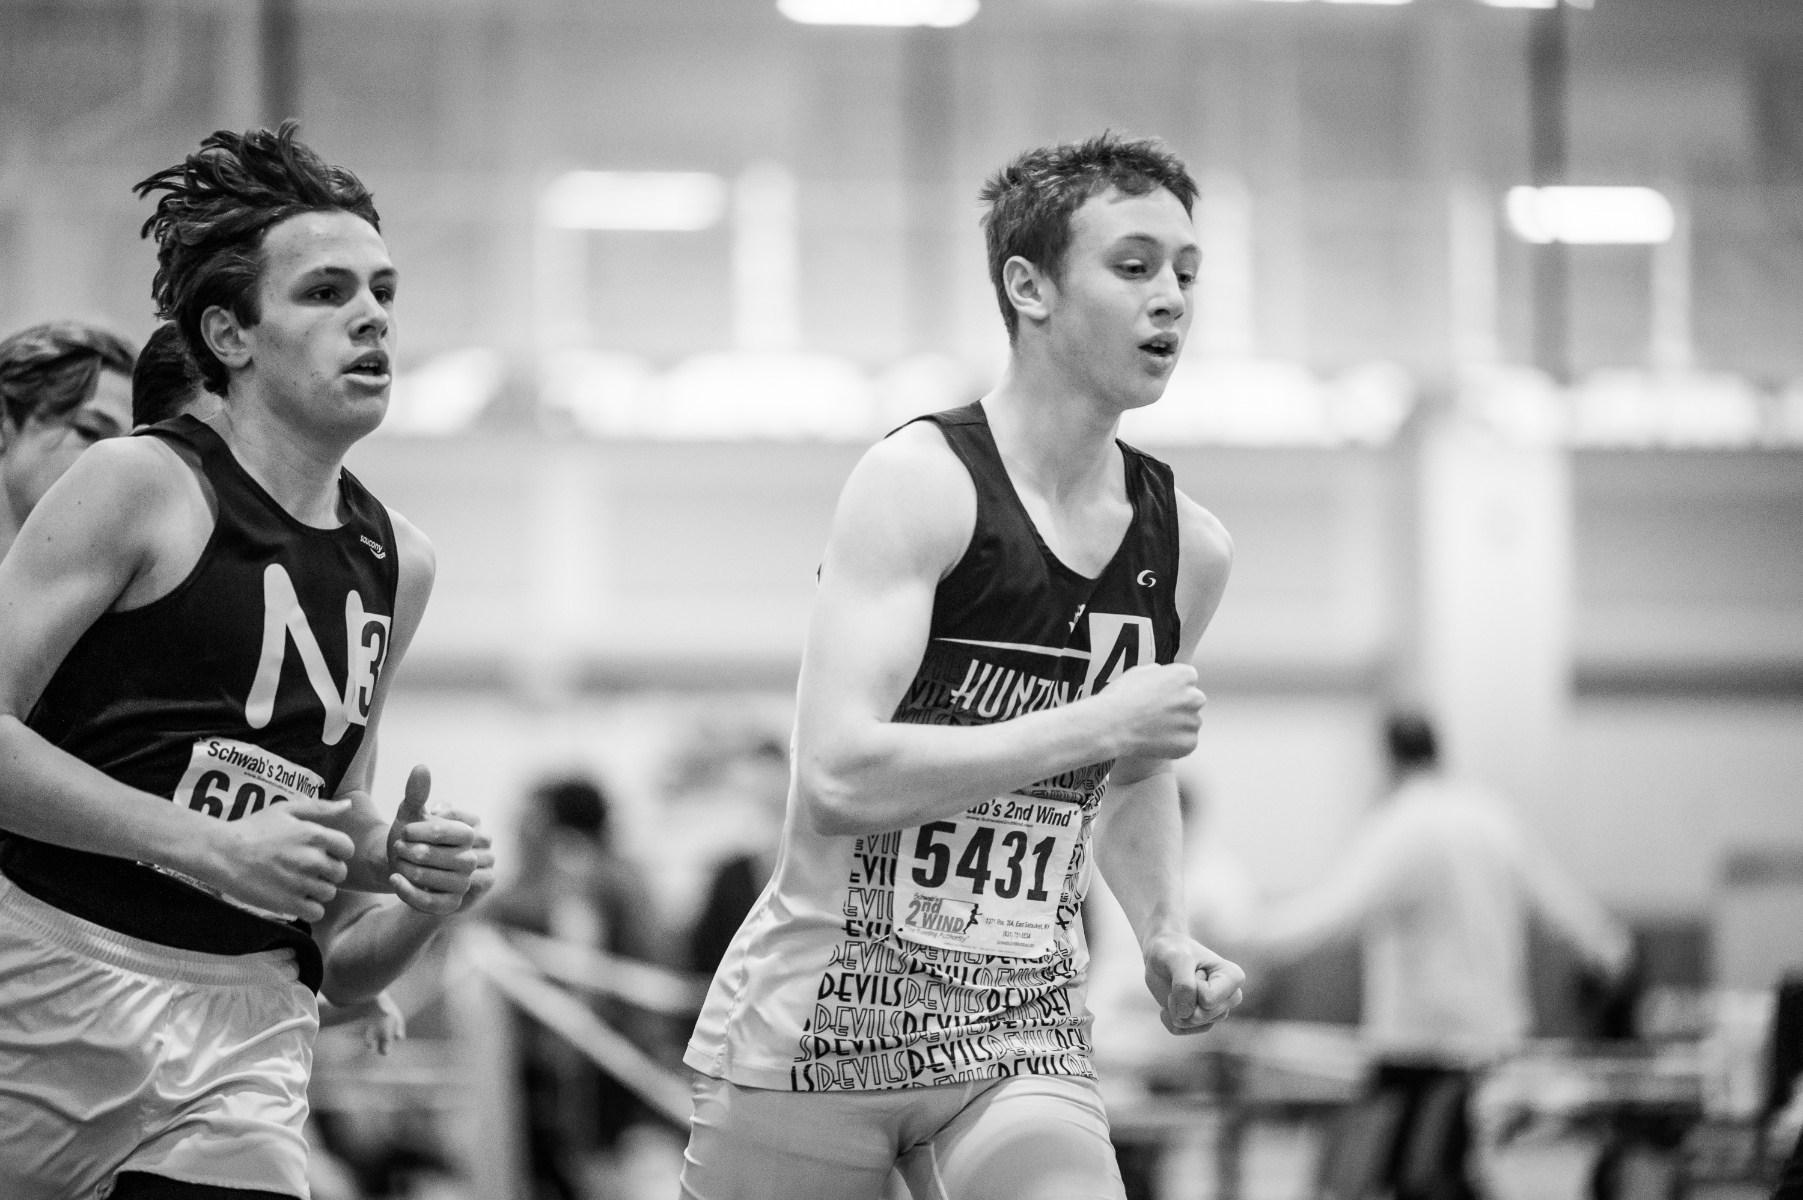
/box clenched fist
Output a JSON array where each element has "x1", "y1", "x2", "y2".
[
  {"x1": 200, "y1": 797, "x2": 355, "y2": 923},
  {"x1": 1100, "y1": 663, "x2": 1206, "y2": 761}
]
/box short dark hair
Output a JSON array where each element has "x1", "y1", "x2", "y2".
[
  {"x1": 132, "y1": 322, "x2": 202, "y2": 428},
  {"x1": 532, "y1": 775, "x2": 612, "y2": 844},
  {"x1": 978, "y1": 132, "x2": 1199, "y2": 342},
  {"x1": 1385, "y1": 712, "x2": 1440, "y2": 772},
  {"x1": 135, "y1": 120, "x2": 380, "y2": 396},
  {"x1": 0, "y1": 321, "x2": 136, "y2": 429}
]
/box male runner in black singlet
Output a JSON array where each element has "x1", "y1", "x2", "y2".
[
  {"x1": 0, "y1": 123, "x2": 484, "y2": 1199},
  {"x1": 682, "y1": 134, "x2": 1242, "y2": 1200}
]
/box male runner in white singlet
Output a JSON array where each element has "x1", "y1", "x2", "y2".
[
  {"x1": 0, "y1": 124, "x2": 484, "y2": 1199},
  {"x1": 682, "y1": 134, "x2": 1243, "y2": 1200}
]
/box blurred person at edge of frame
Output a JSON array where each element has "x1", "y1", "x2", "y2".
[
  {"x1": 1777, "y1": 1128, "x2": 1803, "y2": 1200},
  {"x1": 481, "y1": 774, "x2": 662, "y2": 1200},
  {"x1": 0, "y1": 321, "x2": 136, "y2": 560},
  {"x1": 687, "y1": 734, "x2": 791, "y2": 977},
  {"x1": 1238, "y1": 712, "x2": 1634, "y2": 1200}
]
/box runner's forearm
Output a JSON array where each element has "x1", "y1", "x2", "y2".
[
  {"x1": 319, "y1": 900, "x2": 447, "y2": 1005},
  {"x1": 1093, "y1": 765, "x2": 1188, "y2": 949},
  {"x1": 0, "y1": 715, "x2": 223, "y2": 876},
  {"x1": 799, "y1": 690, "x2": 1129, "y2": 837}
]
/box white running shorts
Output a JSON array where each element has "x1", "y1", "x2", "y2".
[
  {"x1": 680, "y1": 1071, "x2": 1127, "y2": 1200},
  {"x1": 0, "y1": 874, "x2": 316, "y2": 1199}
]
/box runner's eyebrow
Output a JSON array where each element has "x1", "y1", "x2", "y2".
[{"x1": 1110, "y1": 232, "x2": 1201, "y2": 257}]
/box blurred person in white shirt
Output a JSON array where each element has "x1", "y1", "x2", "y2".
[{"x1": 1241, "y1": 712, "x2": 1632, "y2": 1200}]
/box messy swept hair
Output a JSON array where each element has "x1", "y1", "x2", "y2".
[
  {"x1": 135, "y1": 120, "x2": 380, "y2": 395},
  {"x1": 978, "y1": 132, "x2": 1198, "y2": 342},
  {"x1": 132, "y1": 322, "x2": 202, "y2": 428},
  {"x1": 0, "y1": 321, "x2": 137, "y2": 429}
]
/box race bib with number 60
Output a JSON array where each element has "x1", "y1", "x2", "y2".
[
  {"x1": 892, "y1": 795, "x2": 1082, "y2": 959},
  {"x1": 149, "y1": 738, "x2": 329, "y2": 922}
]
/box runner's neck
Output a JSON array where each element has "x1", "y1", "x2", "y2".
[
  {"x1": 980, "y1": 368, "x2": 1126, "y2": 508},
  {"x1": 205, "y1": 400, "x2": 351, "y2": 531}
]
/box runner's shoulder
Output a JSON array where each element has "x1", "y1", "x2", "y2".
[
  {"x1": 51, "y1": 434, "x2": 202, "y2": 527},
  {"x1": 383, "y1": 505, "x2": 436, "y2": 585},
  {"x1": 1173, "y1": 490, "x2": 1232, "y2": 578},
  {"x1": 863, "y1": 418, "x2": 970, "y2": 492},
  {"x1": 832, "y1": 419, "x2": 975, "y2": 572}
]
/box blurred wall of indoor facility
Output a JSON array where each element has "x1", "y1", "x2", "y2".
[{"x1": 2, "y1": 0, "x2": 1800, "y2": 987}]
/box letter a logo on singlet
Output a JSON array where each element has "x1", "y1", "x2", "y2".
[
  {"x1": 245, "y1": 564, "x2": 391, "y2": 745},
  {"x1": 1078, "y1": 613, "x2": 1153, "y2": 698}
]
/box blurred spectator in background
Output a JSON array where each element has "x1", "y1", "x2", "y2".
[
  {"x1": 482, "y1": 775, "x2": 660, "y2": 1200},
  {"x1": 1778, "y1": 1131, "x2": 1803, "y2": 1200},
  {"x1": 1241, "y1": 712, "x2": 1633, "y2": 1200},
  {"x1": 686, "y1": 734, "x2": 790, "y2": 976},
  {"x1": 0, "y1": 321, "x2": 135, "y2": 558},
  {"x1": 131, "y1": 320, "x2": 214, "y2": 429}
]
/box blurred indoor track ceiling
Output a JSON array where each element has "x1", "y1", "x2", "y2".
[{"x1": 777, "y1": 0, "x2": 979, "y2": 26}]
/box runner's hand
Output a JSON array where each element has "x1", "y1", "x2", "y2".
[
  {"x1": 362, "y1": 991, "x2": 407, "y2": 1054},
  {"x1": 319, "y1": 991, "x2": 408, "y2": 1054},
  {"x1": 434, "y1": 806, "x2": 495, "y2": 913},
  {"x1": 1143, "y1": 930, "x2": 1244, "y2": 1036},
  {"x1": 386, "y1": 765, "x2": 480, "y2": 915},
  {"x1": 1101, "y1": 663, "x2": 1205, "y2": 760},
  {"x1": 203, "y1": 796, "x2": 355, "y2": 922}
]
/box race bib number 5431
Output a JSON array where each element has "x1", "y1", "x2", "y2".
[{"x1": 893, "y1": 796, "x2": 1081, "y2": 959}]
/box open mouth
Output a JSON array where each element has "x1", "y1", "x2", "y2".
[
  {"x1": 1139, "y1": 335, "x2": 1179, "y2": 361},
  {"x1": 345, "y1": 351, "x2": 390, "y2": 380}
]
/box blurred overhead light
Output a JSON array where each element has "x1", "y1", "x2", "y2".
[
  {"x1": 1504, "y1": 186, "x2": 1675, "y2": 245},
  {"x1": 778, "y1": 0, "x2": 978, "y2": 26},
  {"x1": 1479, "y1": 0, "x2": 1592, "y2": 7},
  {"x1": 542, "y1": 171, "x2": 727, "y2": 231}
]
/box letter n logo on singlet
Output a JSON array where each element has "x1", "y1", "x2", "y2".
[
  {"x1": 245, "y1": 563, "x2": 392, "y2": 745},
  {"x1": 1079, "y1": 613, "x2": 1153, "y2": 698}
]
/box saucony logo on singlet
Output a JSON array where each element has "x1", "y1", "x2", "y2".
[
  {"x1": 360, "y1": 535, "x2": 387, "y2": 559},
  {"x1": 246, "y1": 564, "x2": 392, "y2": 745},
  {"x1": 1137, "y1": 570, "x2": 1156, "y2": 586}
]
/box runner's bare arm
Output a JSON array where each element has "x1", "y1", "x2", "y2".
[
  {"x1": 798, "y1": 423, "x2": 1208, "y2": 838},
  {"x1": 0, "y1": 439, "x2": 355, "y2": 922},
  {"x1": 1094, "y1": 493, "x2": 1243, "y2": 1035},
  {"x1": 328, "y1": 511, "x2": 483, "y2": 913}
]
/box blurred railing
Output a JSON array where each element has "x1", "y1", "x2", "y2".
[{"x1": 443, "y1": 925, "x2": 707, "y2": 1200}]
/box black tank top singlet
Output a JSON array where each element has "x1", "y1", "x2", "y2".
[
  {"x1": 0, "y1": 415, "x2": 400, "y2": 992},
  {"x1": 896, "y1": 401, "x2": 1181, "y2": 735}
]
